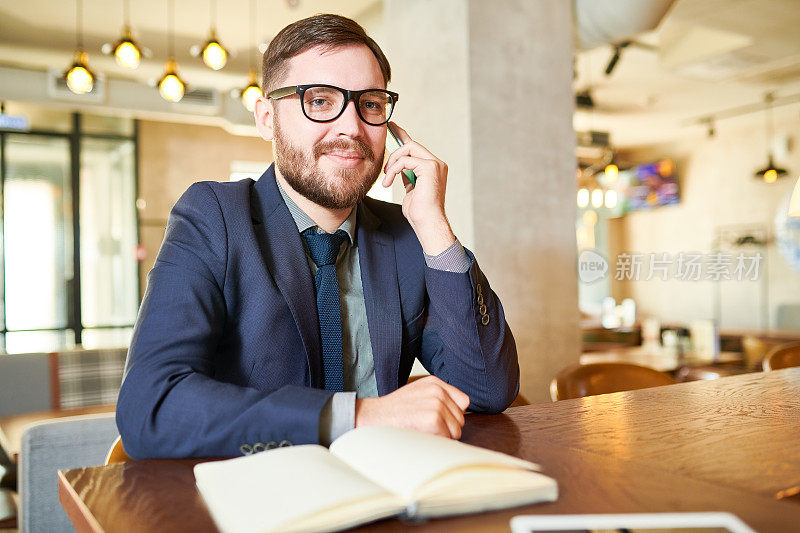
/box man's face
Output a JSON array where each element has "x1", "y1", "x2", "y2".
[{"x1": 269, "y1": 44, "x2": 388, "y2": 210}]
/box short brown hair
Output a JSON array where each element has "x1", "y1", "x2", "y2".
[{"x1": 261, "y1": 14, "x2": 391, "y2": 93}]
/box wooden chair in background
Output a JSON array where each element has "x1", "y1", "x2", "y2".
[
  {"x1": 105, "y1": 436, "x2": 132, "y2": 464},
  {"x1": 741, "y1": 336, "x2": 784, "y2": 370},
  {"x1": 762, "y1": 342, "x2": 800, "y2": 371},
  {"x1": 550, "y1": 362, "x2": 676, "y2": 401}
]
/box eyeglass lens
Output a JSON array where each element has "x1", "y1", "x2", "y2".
[{"x1": 302, "y1": 86, "x2": 394, "y2": 125}]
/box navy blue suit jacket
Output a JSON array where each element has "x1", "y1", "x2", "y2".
[{"x1": 117, "y1": 164, "x2": 519, "y2": 459}]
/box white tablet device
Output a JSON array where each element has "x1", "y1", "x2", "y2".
[{"x1": 510, "y1": 512, "x2": 756, "y2": 533}]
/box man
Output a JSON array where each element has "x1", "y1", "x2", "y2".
[{"x1": 117, "y1": 14, "x2": 518, "y2": 459}]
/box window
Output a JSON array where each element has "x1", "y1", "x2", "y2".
[{"x1": 0, "y1": 106, "x2": 139, "y2": 353}]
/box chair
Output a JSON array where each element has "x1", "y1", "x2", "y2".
[
  {"x1": 550, "y1": 362, "x2": 677, "y2": 401},
  {"x1": 762, "y1": 342, "x2": 800, "y2": 371},
  {"x1": 0, "y1": 353, "x2": 52, "y2": 417},
  {"x1": 19, "y1": 414, "x2": 119, "y2": 532},
  {"x1": 105, "y1": 435, "x2": 132, "y2": 464},
  {"x1": 741, "y1": 335, "x2": 784, "y2": 370}
]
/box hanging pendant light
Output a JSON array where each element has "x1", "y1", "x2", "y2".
[
  {"x1": 65, "y1": 0, "x2": 95, "y2": 94},
  {"x1": 158, "y1": 0, "x2": 186, "y2": 102},
  {"x1": 754, "y1": 93, "x2": 788, "y2": 183},
  {"x1": 202, "y1": 30, "x2": 228, "y2": 70},
  {"x1": 241, "y1": 69, "x2": 262, "y2": 112},
  {"x1": 158, "y1": 58, "x2": 185, "y2": 102},
  {"x1": 239, "y1": 0, "x2": 263, "y2": 111},
  {"x1": 198, "y1": 0, "x2": 228, "y2": 70},
  {"x1": 113, "y1": 0, "x2": 142, "y2": 69}
]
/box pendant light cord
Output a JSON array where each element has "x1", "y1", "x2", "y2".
[
  {"x1": 765, "y1": 92, "x2": 774, "y2": 156},
  {"x1": 168, "y1": 0, "x2": 174, "y2": 58},
  {"x1": 123, "y1": 0, "x2": 130, "y2": 27},
  {"x1": 249, "y1": 0, "x2": 256, "y2": 70},
  {"x1": 76, "y1": 0, "x2": 83, "y2": 48}
]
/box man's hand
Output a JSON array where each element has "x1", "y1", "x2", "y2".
[
  {"x1": 382, "y1": 122, "x2": 456, "y2": 256},
  {"x1": 355, "y1": 375, "x2": 470, "y2": 439}
]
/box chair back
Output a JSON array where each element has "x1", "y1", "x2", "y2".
[
  {"x1": 741, "y1": 336, "x2": 784, "y2": 370},
  {"x1": 105, "y1": 435, "x2": 132, "y2": 464},
  {"x1": 763, "y1": 342, "x2": 800, "y2": 371},
  {"x1": 550, "y1": 362, "x2": 677, "y2": 401},
  {"x1": 0, "y1": 353, "x2": 52, "y2": 416},
  {"x1": 52, "y1": 348, "x2": 127, "y2": 409},
  {"x1": 19, "y1": 414, "x2": 119, "y2": 533}
]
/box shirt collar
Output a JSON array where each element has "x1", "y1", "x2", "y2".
[{"x1": 275, "y1": 176, "x2": 357, "y2": 245}]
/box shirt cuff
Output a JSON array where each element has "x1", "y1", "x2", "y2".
[
  {"x1": 423, "y1": 238, "x2": 472, "y2": 273},
  {"x1": 318, "y1": 391, "x2": 356, "y2": 446}
]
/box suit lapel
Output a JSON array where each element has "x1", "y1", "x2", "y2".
[
  {"x1": 357, "y1": 201, "x2": 402, "y2": 396},
  {"x1": 250, "y1": 165, "x2": 323, "y2": 388}
]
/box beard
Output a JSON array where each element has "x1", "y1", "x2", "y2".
[{"x1": 273, "y1": 118, "x2": 383, "y2": 210}]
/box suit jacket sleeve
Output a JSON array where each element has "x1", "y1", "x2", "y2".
[
  {"x1": 116, "y1": 182, "x2": 334, "y2": 459},
  {"x1": 418, "y1": 249, "x2": 520, "y2": 413}
]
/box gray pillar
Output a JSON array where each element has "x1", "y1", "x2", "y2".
[{"x1": 384, "y1": 0, "x2": 580, "y2": 403}]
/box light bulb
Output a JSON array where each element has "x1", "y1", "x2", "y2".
[
  {"x1": 67, "y1": 65, "x2": 93, "y2": 94},
  {"x1": 591, "y1": 188, "x2": 604, "y2": 208},
  {"x1": 114, "y1": 40, "x2": 141, "y2": 69},
  {"x1": 764, "y1": 169, "x2": 778, "y2": 184},
  {"x1": 604, "y1": 163, "x2": 618, "y2": 184},
  {"x1": 242, "y1": 84, "x2": 262, "y2": 112},
  {"x1": 577, "y1": 188, "x2": 589, "y2": 208},
  {"x1": 65, "y1": 50, "x2": 94, "y2": 94},
  {"x1": 604, "y1": 189, "x2": 618, "y2": 209},
  {"x1": 202, "y1": 40, "x2": 227, "y2": 70},
  {"x1": 240, "y1": 69, "x2": 262, "y2": 112},
  {"x1": 159, "y1": 74, "x2": 185, "y2": 102},
  {"x1": 158, "y1": 58, "x2": 185, "y2": 102}
]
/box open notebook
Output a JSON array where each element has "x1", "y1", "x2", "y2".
[{"x1": 194, "y1": 426, "x2": 558, "y2": 533}]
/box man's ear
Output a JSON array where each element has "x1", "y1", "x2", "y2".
[{"x1": 254, "y1": 96, "x2": 275, "y2": 141}]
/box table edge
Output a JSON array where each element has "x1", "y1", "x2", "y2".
[{"x1": 58, "y1": 469, "x2": 106, "y2": 533}]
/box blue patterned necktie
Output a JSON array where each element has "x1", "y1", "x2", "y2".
[{"x1": 302, "y1": 228, "x2": 347, "y2": 392}]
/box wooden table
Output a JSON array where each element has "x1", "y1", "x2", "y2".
[
  {"x1": 0, "y1": 404, "x2": 116, "y2": 463},
  {"x1": 580, "y1": 345, "x2": 746, "y2": 373},
  {"x1": 59, "y1": 370, "x2": 800, "y2": 532}
]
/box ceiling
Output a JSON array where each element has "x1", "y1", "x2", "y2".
[
  {"x1": 0, "y1": 0, "x2": 799, "y2": 149},
  {"x1": 0, "y1": 0, "x2": 380, "y2": 94},
  {"x1": 574, "y1": 0, "x2": 800, "y2": 148}
]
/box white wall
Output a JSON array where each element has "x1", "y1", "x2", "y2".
[{"x1": 612, "y1": 104, "x2": 800, "y2": 331}]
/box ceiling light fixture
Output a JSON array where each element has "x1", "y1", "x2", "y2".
[
  {"x1": 158, "y1": 0, "x2": 186, "y2": 102},
  {"x1": 240, "y1": 0, "x2": 263, "y2": 112},
  {"x1": 113, "y1": 0, "x2": 141, "y2": 69},
  {"x1": 753, "y1": 93, "x2": 788, "y2": 183},
  {"x1": 199, "y1": 0, "x2": 228, "y2": 70},
  {"x1": 65, "y1": 0, "x2": 95, "y2": 94}
]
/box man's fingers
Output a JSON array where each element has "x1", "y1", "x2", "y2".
[
  {"x1": 439, "y1": 389, "x2": 466, "y2": 427},
  {"x1": 436, "y1": 401, "x2": 463, "y2": 439},
  {"x1": 414, "y1": 375, "x2": 471, "y2": 412},
  {"x1": 438, "y1": 382, "x2": 470, "y2": 412},
  {"x1": 383, "y1": 141, "x2": 440, "y2": 175}
]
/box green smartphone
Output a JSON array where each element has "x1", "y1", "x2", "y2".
[{"x1": 386, "y1": 123, "x2": 417, "y2": 186}]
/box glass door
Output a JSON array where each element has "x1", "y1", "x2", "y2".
[{"x1": 3, "y1": 133, "x2": 75, "y2": 353}]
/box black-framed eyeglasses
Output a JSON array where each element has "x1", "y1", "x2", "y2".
[{"x1": 267, "y1": 84, "x2": 398, "y2": 126}]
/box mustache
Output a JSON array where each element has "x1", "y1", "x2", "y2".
[{"x1": 313, "y1": 138, "x2": 375, "y2": 162}]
